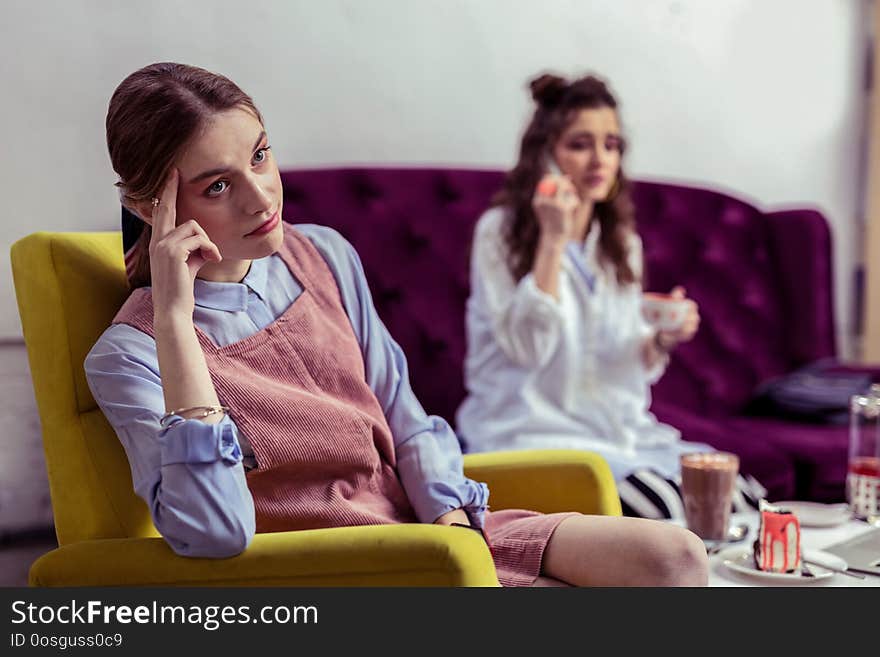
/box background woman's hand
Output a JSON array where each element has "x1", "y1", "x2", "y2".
[
  {"x1": 657, "y1": 286, "x2": 700, "y2": 348},
  {"x1": 532, "y1": 174, "x2": 580, "y2": 245},
  {"x1": 148, "y1": 169, "x2": 222, "y2": 318}
]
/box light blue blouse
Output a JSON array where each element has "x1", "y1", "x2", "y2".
[{"x1": 85, "y1": 224, "x2": 489, "y2": 558}]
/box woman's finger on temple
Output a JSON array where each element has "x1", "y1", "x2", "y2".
[{"x1": 152, "y1": 168, "x2": 180, "y2": 238}]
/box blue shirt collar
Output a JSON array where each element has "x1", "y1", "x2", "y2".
[{"x1": 192, "y1": 257, "x2": 270, "y2": 312}]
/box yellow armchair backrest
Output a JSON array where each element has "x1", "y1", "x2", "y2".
[{"x1": 11, "y1": 232, "x2": 159, "y2": 545}]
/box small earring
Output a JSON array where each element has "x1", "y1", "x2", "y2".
[{"x1": 151, "y1": 197, "x2": 160, "y2": 209}]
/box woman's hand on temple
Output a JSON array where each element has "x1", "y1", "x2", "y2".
[
  {"x1": 532, "y1": 174, "x2": 580, "y2": 245},
  {"x1": 148, "y1": 168, "x2": 222, "y2": 319}
]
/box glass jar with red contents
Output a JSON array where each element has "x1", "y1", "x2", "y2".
[{"x1": 848, "y1": 383, "x2": 880, "y2": 524}]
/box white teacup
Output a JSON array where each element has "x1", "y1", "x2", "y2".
[{"x1": 641, "y1": 292, "x2": 689, "y2": 331}]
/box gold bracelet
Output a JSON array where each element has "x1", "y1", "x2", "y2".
[{"x1": 160, "y1": 405, "x2": 229, "y2": 426}]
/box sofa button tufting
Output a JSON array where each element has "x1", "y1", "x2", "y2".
[
  {"x1": 350, "y1": 178, "x2": 382, "y2": 203},
  {"x1": 421, "y1": 336, "x2": 448, "y2": 354},
  {"x1": 284, "y1": 188, "x2": 304, "y2": 203},
  {"x1": 378, "y1": 288, "x2": 402, "y2": 304},
  {"x1": 404, "y1": 229, "x2": 430, "y2": 250},
  {"x1": 436, "y1": 183, "x2": 460, "y2": 204}
]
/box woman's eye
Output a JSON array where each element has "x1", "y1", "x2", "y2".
[
  {"x1": 253, "y1": 146, "x2": 271, "y2": 164},
  {"x1": 206, "y1": 180, "x2": 228, "y2": 196}
]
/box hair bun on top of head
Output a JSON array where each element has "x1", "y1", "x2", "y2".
[{"x1": 529, "y1": 73, "x2": 568, "y2": 108}]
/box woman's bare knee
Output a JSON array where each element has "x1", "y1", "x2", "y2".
[
  {"x1": 541, "y1": 515, "x2": 709, "y2": 587},
  {"x1": 646, "y1": 526, "x2": 709, "y2": 587}
]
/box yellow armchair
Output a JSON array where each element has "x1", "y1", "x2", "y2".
[{"x1": 11, "y1": 231, "x2": 620, "y2": 587}]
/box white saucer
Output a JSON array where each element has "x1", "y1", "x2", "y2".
[
  {"x1": 772, "y1": 501, "x2": 852, "y2": 528},
  {"x1": 719, "y1": 547, "x2": 847, "y2": 583}
]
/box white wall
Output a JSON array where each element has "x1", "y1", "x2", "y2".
[{"x1": 0, "y1": 0, "x2": 868, "y2": 347}]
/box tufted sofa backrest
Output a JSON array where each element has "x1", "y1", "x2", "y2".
[
  {"x1": 280, "y1": 168, "x2": 836, "y2": 422},
  {"x1": 632, "y1": 183, "x2": 835, "y2": 417}
]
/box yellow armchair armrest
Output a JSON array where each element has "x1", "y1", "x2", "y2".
[
  {"x1": 30, "y1": 524, "x2": 499, "y2": 587},
  {"x1": 464, "y1": 449, "x2": 622, "y2": 516}
]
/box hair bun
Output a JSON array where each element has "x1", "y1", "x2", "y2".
[{"x1": 529, "y1": 73, "x2": 567, "y2": 107}]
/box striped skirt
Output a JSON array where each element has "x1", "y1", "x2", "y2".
[{"x1": 618, "y1": 469, "x2": 767, "y2": 520}]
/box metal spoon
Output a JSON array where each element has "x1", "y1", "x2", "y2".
[
  {"x1": 705, "y1": 523, "x2": 750, "y2": 555},
  {"x1": 727, "y1": 522, "x2": 749, "y2": 542}
]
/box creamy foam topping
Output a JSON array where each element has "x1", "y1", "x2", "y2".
[{"x1": 681, "y1": 452, "x2": 738, "y2": 470}]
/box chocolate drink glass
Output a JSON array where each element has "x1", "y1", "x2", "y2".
[{"x1": 680, "y1": 452, "x2": 739, "y2": 541}]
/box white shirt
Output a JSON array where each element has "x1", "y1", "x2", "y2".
[{"x1": 456, "y1": 207, "x2": 707, "y2": 481}]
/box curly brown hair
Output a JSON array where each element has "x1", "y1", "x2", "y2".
[{"x1": 494, "y1": 72, "x2": 637, "y2": 285}]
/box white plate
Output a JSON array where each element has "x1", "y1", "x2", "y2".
[
  {"x1": 772, "y1": 501, "x2": 852, "y2": 528},
  {"x1": 720, "y1": 547, "x2": 847, "y2": 583}
]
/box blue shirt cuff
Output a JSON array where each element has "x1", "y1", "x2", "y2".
[
  {"x1": 464, "y1": 489, "x2": 489, "y2": 530},
  {"x1": 158, "y1": 415, "x2": 242, "y2": 466},
  {"x1": 413, "y1": 480, "x2": 490, "y2": 529}
]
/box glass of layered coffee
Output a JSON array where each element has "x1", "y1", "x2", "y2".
[{"x1": 680, "y1": 451, "x2": 739, "y2": 542}]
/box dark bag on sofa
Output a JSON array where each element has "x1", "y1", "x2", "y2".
[{"x1": 746, "y1": 359, "x2": 874, "y2": 425}]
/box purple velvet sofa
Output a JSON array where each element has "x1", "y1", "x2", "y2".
[{"x1": 279, "y1": 167, "x2": 865, "y2": 503}]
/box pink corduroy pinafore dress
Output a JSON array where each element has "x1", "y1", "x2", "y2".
[{"x1": 114, "y1": 223, "x2": 576, "y2": 586}]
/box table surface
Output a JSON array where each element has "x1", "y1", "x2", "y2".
[{"x1": 706, "y1": 511, "x2": 880, "y2": 587}]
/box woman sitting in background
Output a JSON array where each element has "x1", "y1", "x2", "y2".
[
  {"x1": 85, "y1": 62, "x2": 708, "y2": 586},
  {"x1": 456, "y1": 72, "x2": 766, "y2": 520}
]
